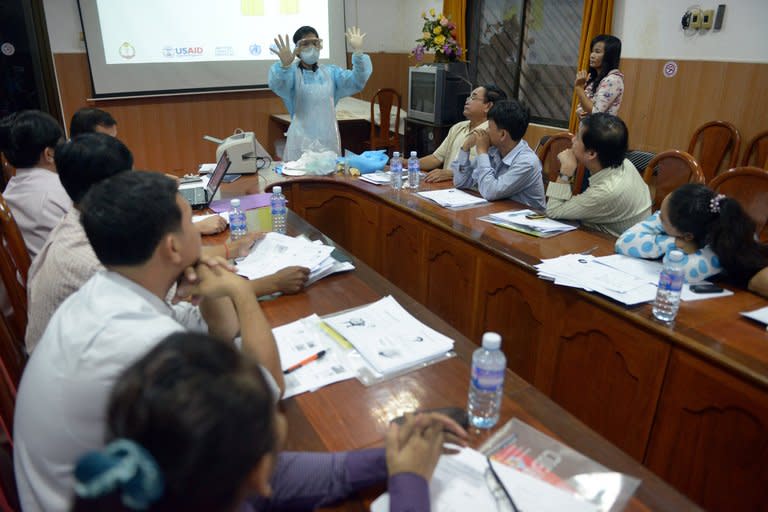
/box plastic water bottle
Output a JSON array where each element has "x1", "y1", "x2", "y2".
[
  {"x1": 407, "y1": 150, "x2": 420, "y2": 190},
  {"x1": 652, "y1": 249, "x2": 685, "y2": 324},
  {"x1": 390, "y1": 151, "x2": 403, "y2": 189},
  {"x1": 270, "y1": 185, "x2": 287, "y2": 234},
  {"x1": 229, "y1": 199, "x2": 247, "y2": 241},
  {"x1": 467, "y1": 332, "x2": 506, "y2": 429}
]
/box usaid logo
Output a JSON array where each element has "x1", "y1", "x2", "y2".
[{"x1": 175, "y1": 47, "x2": 204, "y2": 57}]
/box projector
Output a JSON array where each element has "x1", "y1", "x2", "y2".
[{"x1": 203, "y1": 129, "x2": 271, "y2": 174}]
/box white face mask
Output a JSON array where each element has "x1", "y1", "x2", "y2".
[{"x1": 300, "y1": 47, "x2": 319, "y2": 65}]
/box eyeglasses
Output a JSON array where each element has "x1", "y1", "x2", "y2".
[
  {"x1": 296, "y1": 38, "x2": 323, "y2": 49},
  {"x1": 469, "y1": 92, "x2": 486, "y2": 102}
]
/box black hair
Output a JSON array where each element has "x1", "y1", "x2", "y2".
[
  {"x1": 667, "y1": 184, "x2": 768, "y2": 285},
  {"x1": 487, "y1": 99, "x2": 530, "y2": 142},
  {"x1": 69, "y1": 108, "x2": 118, "y2": 138},
  {"x1": 292, "y1": 26, "x2": 319, "y2": 44},
  {"x1": 2, "y1": 110, "x2": 64, "y2": 168},
  {"x1": 586, "y1": 34, "x2": 622, "y2": 90},
  {"x1": 72, "y1": 333, "x2": 277, "y2": 512},
  {"x1": 480, "y1": 84, "x2": 507, "y2": 105},
  {"x1": 580, "y1": 113, "x2": 628, "y2": 169},
  {"x1": 80, "y1": 171, "x2": 182, "y2": 266},
  {"x1": 56, "y1": 133, "x2": 134, "y2": 204}
]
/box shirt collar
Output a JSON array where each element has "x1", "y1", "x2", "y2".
[
  {"x1": 102, "y1": 270, "x2": 172, "y2": 316},
  {"x1": 500, "y1": 139, "x2": 530, "y2": 165}
]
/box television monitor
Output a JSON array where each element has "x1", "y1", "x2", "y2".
[{"x1": 408, "y1": 65, "x2": 471, "y2": 125}]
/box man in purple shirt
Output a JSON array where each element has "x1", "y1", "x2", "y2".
[{"x1": 71, "y1": 332, "x2": 466, "y2": 511}]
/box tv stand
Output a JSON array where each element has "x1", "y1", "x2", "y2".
[{"x1": 404, "y1": 118, "x2": 452, "y2": 157}]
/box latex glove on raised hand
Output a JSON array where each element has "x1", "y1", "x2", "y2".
[
  {"x1": 270, "y1": 34, "x2": 295, "y2": 68},
  {"x1": 345, "y1": 26, "x2": 366, "y2": 53}
]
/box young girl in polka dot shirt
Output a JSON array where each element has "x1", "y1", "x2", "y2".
[{"x1": 615, "y1": 184, "x2": 768, "y2": 284}]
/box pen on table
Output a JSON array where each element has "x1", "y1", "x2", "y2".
[
  {"x1": 486, "y1": 456, "x2": 520, "y2": 512},
  {"x1": 580, "y1": 245, "x2": 599, "y2": 255},
  {"x1": 283, "y1": 350, "x2": 326, "y2": 374}
]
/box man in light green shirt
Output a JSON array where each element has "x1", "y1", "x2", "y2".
[
  {"x1": 546, "y1": 113, "x2": 651, "y2": 237},
  {"x1": 421, "y1": 84, "x2": 506, "y2": 183}
]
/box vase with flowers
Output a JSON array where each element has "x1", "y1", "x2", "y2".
[{"x1": 411, "y1": 8, "x2": 463, "y2": 63}]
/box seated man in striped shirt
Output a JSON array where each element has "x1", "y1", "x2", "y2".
[{"x1": 545, "y1": 113, "x2": 652, "y2": 237}]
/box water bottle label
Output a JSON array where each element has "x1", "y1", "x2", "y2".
[
  {"x1": 471, "y1": 366, "x2": 504, "y2": 392},
  {"x1": 658, "y1": 270, "x2": 683, "y2": 292}
]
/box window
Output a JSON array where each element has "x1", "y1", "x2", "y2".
[{"x1": 468, "y1": 0, "x2": 583, "y2": 127}]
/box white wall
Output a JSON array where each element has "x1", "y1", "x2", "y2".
[
  {"x1": 44, "y1": 0, "x2": 442, "y2": 54},
  {"x1": 613, "y1": 0, "x2": 768, "y2": 63}
]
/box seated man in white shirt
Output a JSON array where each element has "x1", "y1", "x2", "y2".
[
  {"x1": 451, "y1": 99, "x2": 545, "y2": 209},
  {"x1": 1, "y1": 110, "x2": 70, "y2": 258},
  {"x1": 545, "y1": 113, "x2": 652, "y2": 237},
  {"x1": 420, "y1": 84, "x2": 507, "y2": 183},
  {"x1": 14, "y1": 170, "x2": 284, "y2": 512},
  {"x1": 24, "y1": 134, "x2": 307, "y2": 353}
]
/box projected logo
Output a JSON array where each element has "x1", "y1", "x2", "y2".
[
  {"x1": 215, "y1": 46, "x2": 234, "y2": 57},
  {"x1": 162, "y1": 46, "x2": 174, "y2": 58},
  {"x1": 249, "y1": 44, "x2": 262, "y2": 56},
  {"x1": 174, "y1": 47, "x2": 204, "y2": 57},
  {"x1": 118, "y1": 42, "x2": 136, "y2": 60}
]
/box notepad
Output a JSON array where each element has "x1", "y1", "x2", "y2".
[{"x1": 417, "y1": 188, "x2": 489, "y2": 208}]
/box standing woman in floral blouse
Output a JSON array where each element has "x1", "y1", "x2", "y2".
[{"x1": 575, "y1": 35, "x2": 624, "y2": 118}]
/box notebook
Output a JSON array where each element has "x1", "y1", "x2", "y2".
[{"x1": 180, "y1": 151, "x2": 230, "y2": 209}]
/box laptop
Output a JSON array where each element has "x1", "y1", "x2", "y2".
[{"x1": 180, "y1": 151, "x2": 231, "y2": 209}]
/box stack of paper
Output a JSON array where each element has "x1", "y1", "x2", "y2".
[
  {"x1": 536, "y1": 253, "x2": 733, "y2": 305},
  {"x1": 272, "y1": 314, "x2": 358, "y2": 398},
  {"x1": 359, "y1": 171, "x2": 392, "y2": 185},
  {"x1": 417, "y1": 188, "x2": 489, "y2": 208},
  {"x1": 741, "y1": 306, "x2": 768, "y2": 328},
  {"x1": 236, "y1": 233, "x2": 353, "y2": 285},
  {"x1": 371, "y1": 446, "x2": 598, "y2": 512},
  {"x1": 323, "y1": 295, "x2": 454, "y2": 374},
  {"x1": 481, "y1": 209, "x2": 577, "y2": 237}
]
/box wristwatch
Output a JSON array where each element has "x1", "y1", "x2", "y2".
[{"x1": 558, "y1": 172, "x2": 575, "y2": 183}]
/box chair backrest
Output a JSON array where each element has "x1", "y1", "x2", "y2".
[
  {"x1": 642, "y1": 150, "x2": 705, "y2": 211},
  {"x1": 368, "y1": 88, "x2": 402, "y2": 153},
  {"x1": 625, "y1": 150, "x2": 656, "y2": 174},
  {"x1": 709, "y1": 166, "x2": 768, "y2": 242},
  {"x1": 0, "y1": 152, "x2": 15, "y2": 193},
  {"x1": 536, "y1": 132, "x2": 586, "y2": 194},
  {"x1": 0, "y1": 305, "x2": 25, "y2": 389},
  {"x1": 741, "y1": 130, "x2": 768, "y2": 169},
  {"x1": 687, "y1": 120, "x2": 741, "y2": 182},
  {"x1": 0, "y1": 194, "x2": 31, "y2": 343}
]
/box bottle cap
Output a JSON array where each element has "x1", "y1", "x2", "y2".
[
  {"x1": 230, "y1": 198, "x2": 240, "y2": 207},
  {"x1": 668, "y1": 249, "x2": 684, "y2": 263},
  {"x1": 481, "y1": 332, "x2": 501, "y2": 350},
  {"x1": 273, "y1": 185, "x2": 282, "y2": 194},
  {"x1": 410, "y1": 150, "x2": 417, "y2": 157},
  {"x1": 393, "y1": 151, "x2": 400, "y2": 158}
]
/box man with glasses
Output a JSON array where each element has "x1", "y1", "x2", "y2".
[
  {"x1": 269, "y1": 26, "x2": 372, "y2": 162},
  {"x1": 422, "y1": 84, "x2": 507, "y2": 183}
]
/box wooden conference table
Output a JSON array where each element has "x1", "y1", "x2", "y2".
[{"x1": 210, "y1": 179, "x2": 698, "y2": 511}]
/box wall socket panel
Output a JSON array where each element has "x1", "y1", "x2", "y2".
[
  {"x1": 714, "y1": 4, "x2": 726, "y2": 30},
  {"x1": 702, "y1": 9, "x2": 714, "y2": 29}
]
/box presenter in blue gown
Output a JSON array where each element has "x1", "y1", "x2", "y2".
[{"x1": 269, "y1": 26, "x2": 372, "y2": 162}]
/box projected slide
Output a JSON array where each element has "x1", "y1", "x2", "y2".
[{"x1": 97, "y1": 0, "x2": 330, "y2": 65}]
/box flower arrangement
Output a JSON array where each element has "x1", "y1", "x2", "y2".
[{"x1": 411, "y1": 8, "x2": 463, "y2": 62}]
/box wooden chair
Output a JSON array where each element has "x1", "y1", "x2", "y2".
[
  {"x1": 687, "y1": 120, "x2": 741, "y2": 182},
  {"x1": 536, "y1": 132, "x2": 586, "y2": 194},
  {"x1": 709, "y1": 166, "x2": 768, "y2": 242},
  {"x1": 642, "y1": 150, "x2": 705, "y2": 211},
  {"x1": 367, "y1": 88, "x2": 402, "y2": 153},
  {"x1": 741, "y1": 130, "x2": 768, "y2": 169},
  {"x1": 0, "y1": 195, "x2": 31, "y2": 344}
]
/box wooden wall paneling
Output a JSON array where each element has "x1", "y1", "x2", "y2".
[
  {"x1": 537, "y1": 291, "x2": 671, "y2": 461},
  {"x1": 379, "y1": 206, "x2": 427, "y2": 303},
  {"x1": 424, "y1": 229, "x2": 478, "y2": 338},
  {"x1": 620, "y1": 59, "x2": 768, "y2": 158},
  {"x1": 472, "y1": 253, "x2": 551, "y2": 383},
  {"x1": 645, "y1": 349, "x2": 768, "y2": 511},
  {"x1": 292, "y1": 184, "x2": 382, "y2": 271},
  {"x1": 354, "y1": 53, "x2": 413, "y2": 107}
]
